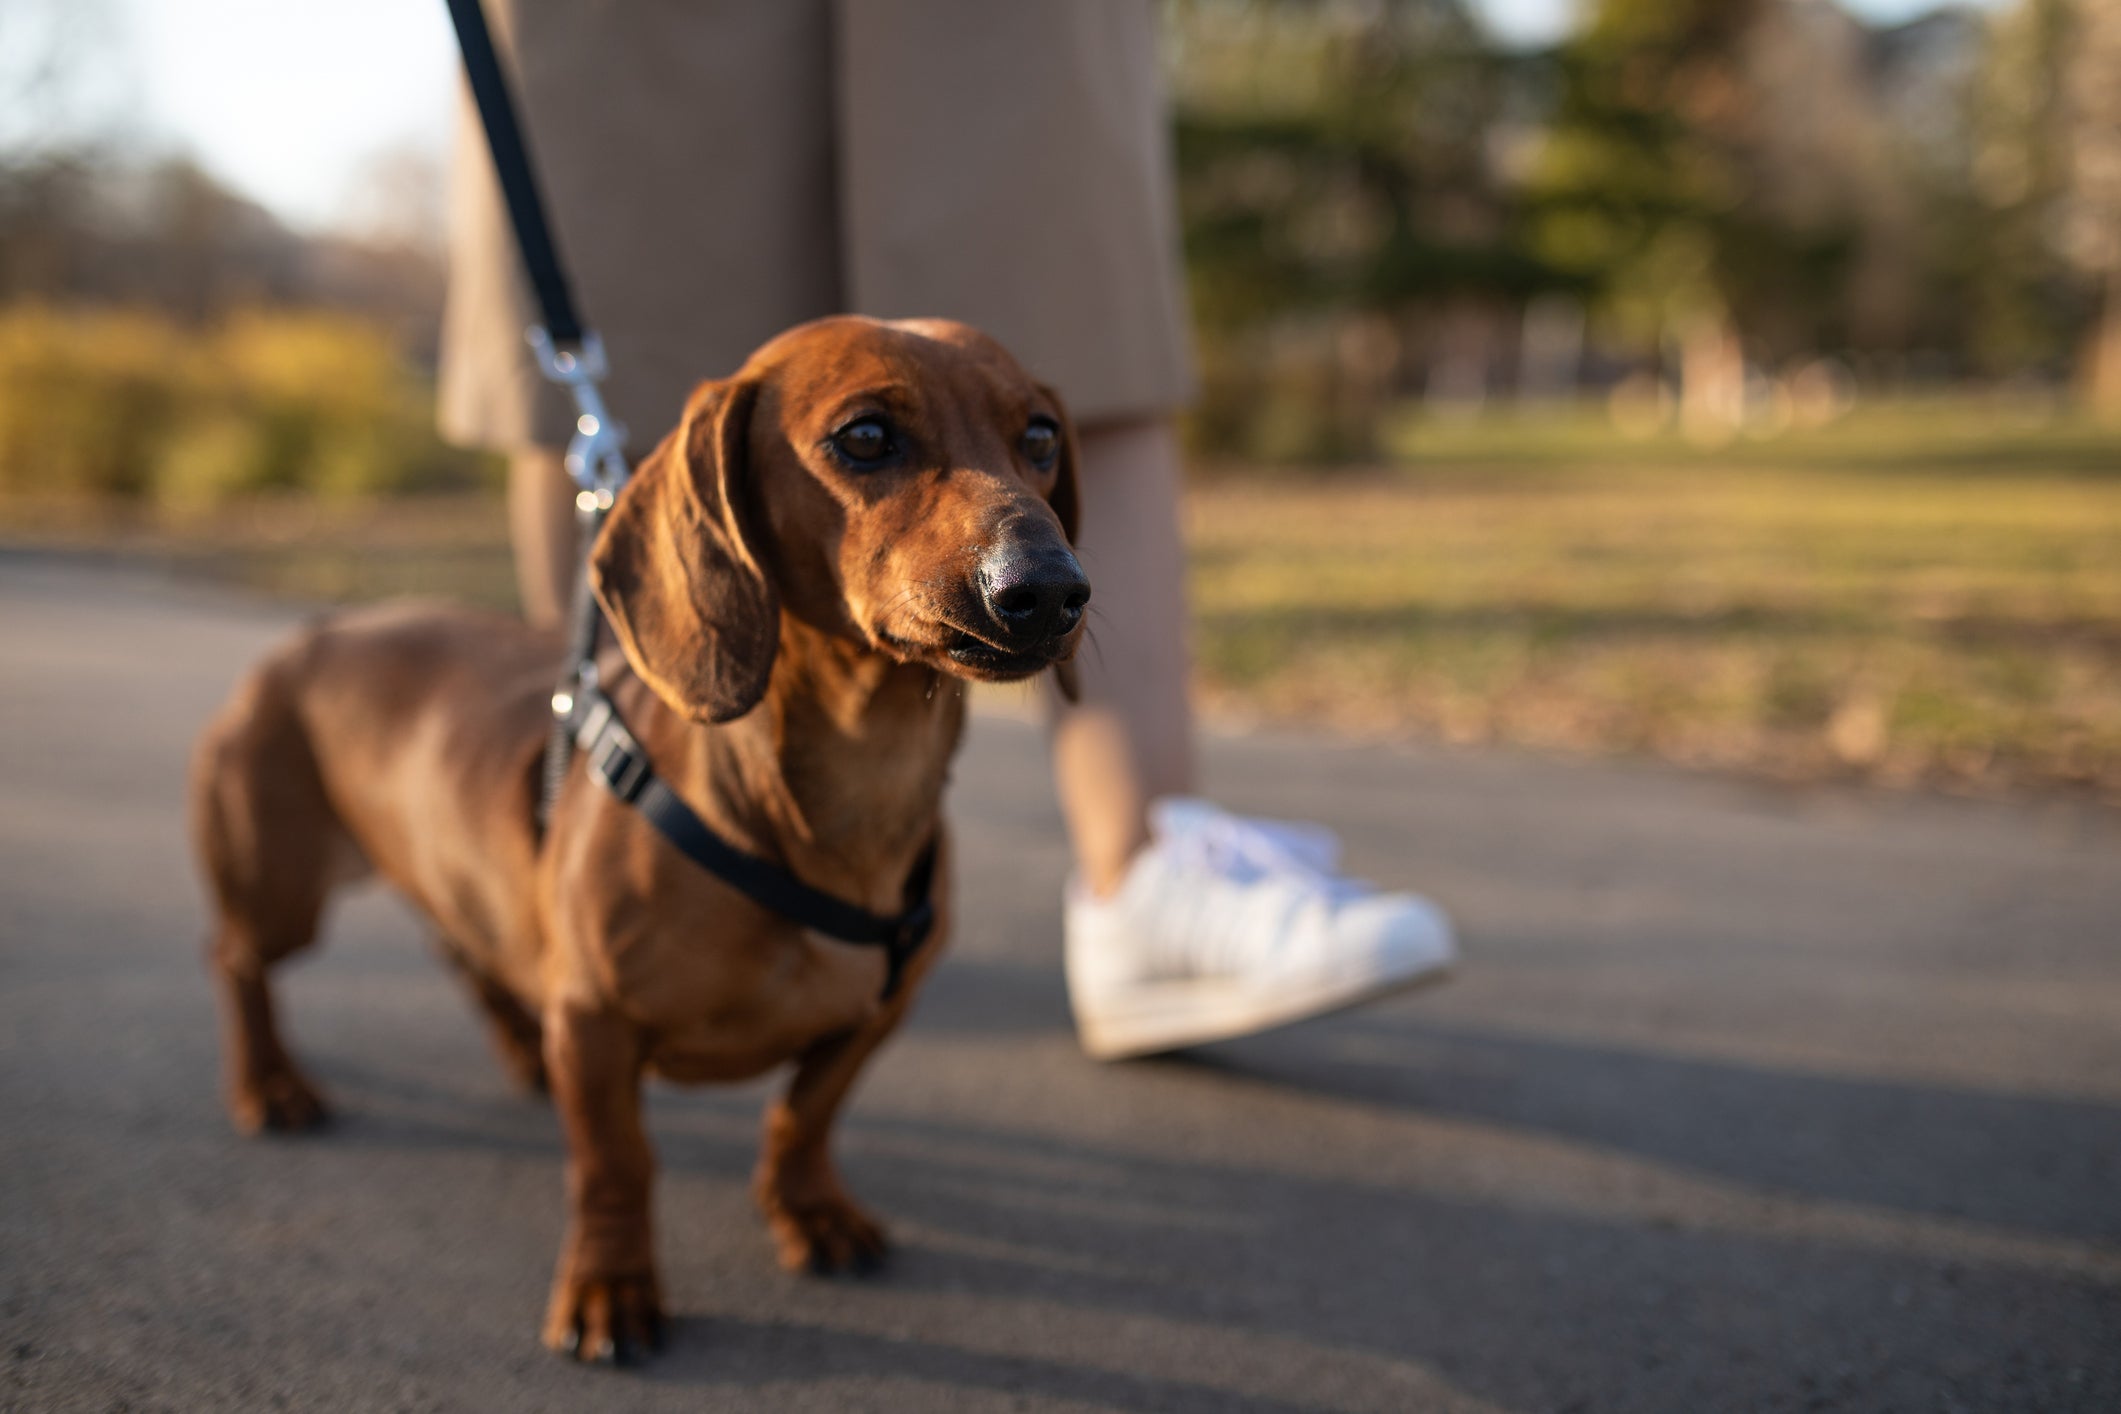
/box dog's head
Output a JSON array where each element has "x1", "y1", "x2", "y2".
[{"x1": 590, "y1": 316, "x2": 1088, "y2": 723}]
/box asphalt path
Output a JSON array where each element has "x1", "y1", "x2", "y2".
[{"x1": 2, "y1": 553, "x2": 2117, "y2": 1413}]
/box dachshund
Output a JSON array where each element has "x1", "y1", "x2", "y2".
[{"x1": 189, "y1": 315, "x2": 1088, "y2": 1363}]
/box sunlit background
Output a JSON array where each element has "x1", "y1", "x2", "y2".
[{"x1": 2, "y1": 0, "x2": 2115, "y2": 798}]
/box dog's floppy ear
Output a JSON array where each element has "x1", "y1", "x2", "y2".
[
  {"x1": 590, "y1": 377, "x2": 779, "y2": 723},
  {"x1": 1037, "y1": 383, "x2": 1082, "y2": 547}
]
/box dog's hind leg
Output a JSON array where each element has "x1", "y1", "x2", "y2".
[
  {"x1": 435, "y1": 941, "x2": 548, "y2": 1095},
  {"x1": 191, "y1": 659, "x2": 350, "y2": 1135}
]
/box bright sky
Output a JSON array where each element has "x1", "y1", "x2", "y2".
[{"x1": 38, "y1": 0, "x2": 2009, "y2": 234}]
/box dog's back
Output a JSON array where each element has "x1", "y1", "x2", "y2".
[{"x1": 190, "y1": 604, "x2": 559, "y2": 1128}]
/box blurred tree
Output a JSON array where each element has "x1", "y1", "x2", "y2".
[
  {"x1": 1959, "y1": 0, "x2": 2120, "y2": 411},
  {"x1": 0, "y1": 0, "x2": 125, "y2": 153},
  {"x1": 1527, "y1": 0, "x2": 1761, "y2": 414},
  {"x1": 1524, "y1": 0, "x2": 1989, "y2": 430},
  {"x1": 2059, "y1": 0, "x2": 2121, "y2": 414},
  {"x1": 1168, "y1": 0, "x2": 1557, "y2": 458},
  {"x1": 1, "y1": 151, "x2": 316, "y2": 318},
  {"x1": 0, "y1": 146, "x2": 445, "y2": 358},
  {"x1": 0, "y1": 0, "x2": 119, "y2": 303},
  {"x1": 0, "y1": 0, "x2": 440, "y2": 349},
  {"x1": 340, "y1": 144, "x2": 446, "y2": 256},
  {"x1": 1963, "y1": 0, "x2": 2084, "y2": 380},
  {"x1": 1526, "y1": 0, "x2": 1892, "y2": 430}
]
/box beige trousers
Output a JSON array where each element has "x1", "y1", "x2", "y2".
[{"x1": 444, "y1": 0, "x2": 1194, "y2": 449}]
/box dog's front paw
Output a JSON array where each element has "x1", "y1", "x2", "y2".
[
  {"x1": 228, "y1": 1065, "x2": 329, "y2": 1135},
  {"x1": 543, "y1": 1269, "x2": 663, "y2": 1366},
  {"x1": 756, "y1": 1175, "x2": 889, "y2": 1274}
]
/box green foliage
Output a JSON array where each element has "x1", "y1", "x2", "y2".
[
  {"x1": 1527, "y1": 0, "x2": 1862, "y2": 354},
  {"x1": 1169, "y1": 0, "x2": 1559, "y2": 460},
  {"x1": 0, "y1": 305, "x2": 492, "y2": 504},
  {"x1": 1957, "y1": 0, "x2": 2102, "y2": 378},
  {"x1": 1169, "y1": 0, "x2": 2117, "y2": 460}
]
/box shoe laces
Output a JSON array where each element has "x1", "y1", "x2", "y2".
[{"x1": 1151, "y1": 800, "x2": 1368, "y2": 905}]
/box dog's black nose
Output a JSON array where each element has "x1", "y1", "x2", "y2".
[{"x1": 979, "y1": 546, "x2": 1089, "y2": 647}]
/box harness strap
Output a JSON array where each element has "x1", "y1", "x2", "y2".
[{"x1": 572, "y1": 687, "x2": 938, "y2": 1001}]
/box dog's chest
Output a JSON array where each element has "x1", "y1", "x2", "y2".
[{"x1": 605, "y1": 909, "x2": 891, "y2": 1084}]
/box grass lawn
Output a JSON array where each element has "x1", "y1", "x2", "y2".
[
  {"x1": 1194, "y1": 405, "x2": 2121, "y2": 797},
  {"x1": 7, "y1": 403, "x2": 2117, "y2": 799}
]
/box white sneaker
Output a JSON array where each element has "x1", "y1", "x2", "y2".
[{"x1": 1065, "y1": 798, "x2": 1457, "y2": 1060}]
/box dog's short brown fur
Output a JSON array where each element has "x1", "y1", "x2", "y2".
[{"x1": 190, "y1": 317, "x2": 1086, "y2": 1363}]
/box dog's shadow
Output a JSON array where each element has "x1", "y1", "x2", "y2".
[{"x1": 630, "y1": 1313, "x2": 1352, "y2": 1414}]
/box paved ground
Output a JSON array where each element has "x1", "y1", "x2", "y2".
[{"x1": 2, "y1": 552, "x2": 2117, "y2": 1414}]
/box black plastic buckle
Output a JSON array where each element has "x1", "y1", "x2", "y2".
[{"x1": 589, "y1": 723, "x2": 651, "y2": 803}]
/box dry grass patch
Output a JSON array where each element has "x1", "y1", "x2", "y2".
[{"x1": 1187, "y1": 462, "x2": 2121, "y2": 796}]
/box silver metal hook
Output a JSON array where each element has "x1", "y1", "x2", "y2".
[{"x1": 527, "y1": 326, "x2": 629, "y2": 497}]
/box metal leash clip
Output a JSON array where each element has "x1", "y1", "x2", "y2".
[
  {"x1": 528, "y1": 326, "x2": 630, "y2": 511},
  {"x1": 527, "y1": 325, "x2": 631, "y2": 819}
]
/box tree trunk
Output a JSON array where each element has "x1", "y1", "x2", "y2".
[
  {"x1": 1679, "y1": 317, "x2": 1745, "y2": 445},
  {"x1": 2081, "y1": 270, "x2": 2121, "y2": 421}
]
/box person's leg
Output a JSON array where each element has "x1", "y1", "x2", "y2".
[
  {"x1": 1053, "y1": 416, "x2": 1456, "y2": 1061},
  {"x1": 1050, "y1": 416, "x2": 1195, "y2": 899},
  {"x1": 510, "y1": 447, "x2": 577, "y2": 632}
]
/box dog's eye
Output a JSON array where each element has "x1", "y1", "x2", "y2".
[
  {"x1": 1022, "y1": 419, "x2": 1060, "y2": 470},
  {"x1": 832, "y1": 416, "x2": 895, "y2": 466}
]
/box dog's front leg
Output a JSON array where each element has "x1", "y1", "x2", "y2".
[
  {"x1": 753, "y1": 1015, "x2": 903, "y2": 1274},
  {"x1": 756, "y1": 837, "x2": 952, "y2": 1274},
  {"x1": 541, "y1": 1000, "x2": 663, "y2": 1363}
]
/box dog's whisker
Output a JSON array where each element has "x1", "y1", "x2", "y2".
[
  {"x1": 1080, "y1": 623, "x2": 1108, "y2": 669},
  {"x1": 872, "y1": 576, "x2": 954, "y2": 629}
]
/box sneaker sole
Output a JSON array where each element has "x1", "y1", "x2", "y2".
[{"x1": 1072, "y1": 957, "x2": 1455, "y2": 1062}]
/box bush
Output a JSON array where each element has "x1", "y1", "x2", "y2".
[{"x1": 0, "y1": 305, "x2": 494, "y2": 505}]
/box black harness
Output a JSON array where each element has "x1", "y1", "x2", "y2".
[
  {"x1": 447, "y1": 0, "x2": 936, "y2": 1001},
  {"x1": 569, "y1": 681, "x2": 938, "y2": 1001}
]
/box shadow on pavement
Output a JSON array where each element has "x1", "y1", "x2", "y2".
[
  {"x1": 1156, "y1": 1016, "x2": 2121, "y2": 1244},
  {"x1": 272, "y1": 962, "x2": 2119, "y2": 1413}
]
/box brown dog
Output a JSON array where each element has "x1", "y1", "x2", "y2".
[{"x1": 189, "y1": 316, "x2": 1087, "y2": 1363}]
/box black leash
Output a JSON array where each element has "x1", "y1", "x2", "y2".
[
  {"x1": 443, "y1": 0, "x2": 936, "y2": 1000},
  {"x1": 444, "y1": 0, "x2": 625, "y2": 824},
  {"x1": 443, "y1": 0, "x2": 582, "y2": 346}
]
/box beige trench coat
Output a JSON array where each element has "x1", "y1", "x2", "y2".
[{"x1": 439, "y1": 0, "x2": 1195, "y2": 453}]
